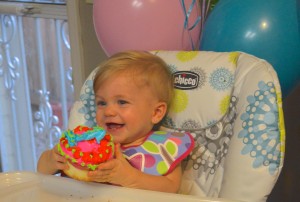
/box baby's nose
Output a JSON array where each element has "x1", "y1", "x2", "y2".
[{"x1": 104, "y1": 105, "x2": 117, "y2": 116}]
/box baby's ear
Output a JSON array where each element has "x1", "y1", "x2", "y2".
[{"x1": 151, "y1": 102, "x2": 167, "y2": 124}]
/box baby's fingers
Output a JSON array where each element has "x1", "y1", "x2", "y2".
[
  {"x1": 87, "y1": 170, "x2": 111, "y2": 182},
  {"x1": 51, "y1": 149, "x2": 68, "y2": 170},
  {"x1": 55, "y1": 153, "x2": 67, "y2": 163},
  {"x1": 96, "y1": 160, "x2": 116, "y2": 170},
  {"x1": 55, "y1": 160, "x2": 69, "y2": 170}
]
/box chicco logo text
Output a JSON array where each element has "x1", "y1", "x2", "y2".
[{"x1": 173, "y1": 71, "x2": 199, "y2": 90}]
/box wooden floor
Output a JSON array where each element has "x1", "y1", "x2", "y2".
[{"x1": 268, "y1": 84, "x2": 300, "y2": 202}]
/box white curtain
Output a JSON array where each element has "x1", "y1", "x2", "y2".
[{"x1": 0, "y1": 1, "x2": 72, "y2": 172}]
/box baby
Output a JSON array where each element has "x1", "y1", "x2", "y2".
[{"x1": 37, "y1": 51, "x2": 194, "y2": 193}]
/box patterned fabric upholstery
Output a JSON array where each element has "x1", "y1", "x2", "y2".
[{"x1": 68, "y1": 51, "x2": 285, "y2": 202}]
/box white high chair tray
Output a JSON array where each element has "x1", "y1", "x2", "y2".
[{"x1": 0, "y1": 171, "x2": 238, "y2": 202}]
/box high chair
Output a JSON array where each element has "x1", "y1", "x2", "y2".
[{"x1": 68, "y1": 51, "x2": 285, "y2": 202}]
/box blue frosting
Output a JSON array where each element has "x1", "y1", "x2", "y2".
[{"x1": 64, "y1": 127, "x2": 106, "y2": 147}]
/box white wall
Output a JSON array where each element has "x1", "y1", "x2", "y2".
[{"x1": 67, "y1": 0, "x2": 107, "y2": 100}]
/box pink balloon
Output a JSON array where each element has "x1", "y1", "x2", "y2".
[{"x1": 93, "y1": 0, "x2": 200, "y2": 56}]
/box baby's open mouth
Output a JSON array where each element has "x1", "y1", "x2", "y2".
[{"x1": 106, "y1": 123, "x2": 124, "y2": 129}]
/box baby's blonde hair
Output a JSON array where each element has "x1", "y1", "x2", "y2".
[{"x1": 93, "y1": 51, "x2": 174, "y2": 106}]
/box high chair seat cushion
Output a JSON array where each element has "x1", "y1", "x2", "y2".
[
  {"x1": 153, "y1": 51, "x2": 239, "y2": 129},
  {"x1": 67, "y1": 51, "x2": 285, "y2": 202},
  {"x1": 154, "y1": 51, "x2": 284, "y2": 202}
]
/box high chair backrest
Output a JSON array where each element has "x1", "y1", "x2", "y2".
[{"x1": 68, "y1": 51, "x2": 285, "y2": 202}]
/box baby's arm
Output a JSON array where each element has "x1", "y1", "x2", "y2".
[
  {"x1": 37, "y1": 145, "x2": 69, "y2": 175},
  {"x1": 87, "y1": 144, "x2": 181, "y2": 193},
  {"x1": 120, "y1": 163, "x2": 182, "y2": 193}
]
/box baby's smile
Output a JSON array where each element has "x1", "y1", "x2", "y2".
[{"x1": 106, "y1": 123, "x2": 124, "y2": 130}]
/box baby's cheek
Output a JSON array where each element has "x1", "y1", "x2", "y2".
[{"x1": 95, "y1": 115, "x2": 104, "y2": 126}]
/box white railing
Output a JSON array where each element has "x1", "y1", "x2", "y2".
[{"x1": 0, "y1": 0, "x2": 73, "y2": 172}]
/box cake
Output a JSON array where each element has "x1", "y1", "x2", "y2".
[{"x1": 58, "y1": 125, "x2": 114, "y2": 181}]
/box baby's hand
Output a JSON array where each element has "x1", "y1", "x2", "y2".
[
  {"x1": 51, "y1": 145, "x2": 69, "y2": 171},
  {"x1": 87, "y1": 144, "x2": 139, "y2": 186},
  {"x1": 37, "y1": 145, "x2": 69, "y2": 175}
]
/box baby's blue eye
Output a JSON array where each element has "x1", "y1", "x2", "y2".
[
  {"x1": 97, "y1": 100, "x2": 106, "y2": 106},
  {"x1": 118, "y1": 100, "x2": 128, "y2": 105}
]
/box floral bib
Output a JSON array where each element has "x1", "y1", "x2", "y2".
[{"x1": 122, "y1": 131, "x2": 194, "y2": 176}]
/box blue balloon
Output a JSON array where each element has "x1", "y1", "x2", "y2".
[{"x1": 200, "y1": 0, "x2": 300, "y2": 98}]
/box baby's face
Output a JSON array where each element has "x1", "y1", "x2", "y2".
[{"x1": 94, "y1": 74, "x2": 159, "y2": 146}]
